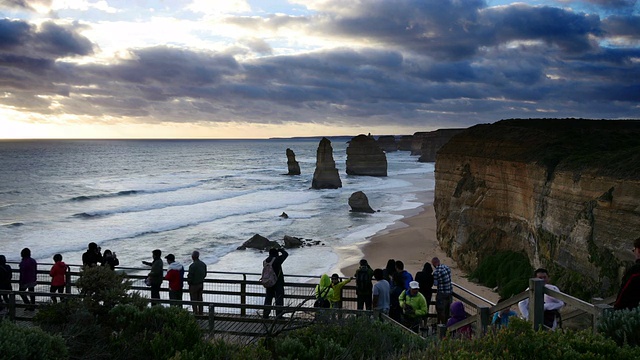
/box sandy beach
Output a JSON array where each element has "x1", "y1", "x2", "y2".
[{"x1": 338, "y1": 191, "x2": 499, "y2": 306}]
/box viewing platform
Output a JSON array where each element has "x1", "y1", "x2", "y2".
[{"x1": 1, "y1": 263, "x2": 614, "y2": 342}]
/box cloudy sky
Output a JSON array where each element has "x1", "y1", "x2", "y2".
[{"x1": 1, "y1": 0, "x2": 638, "y2": 139}]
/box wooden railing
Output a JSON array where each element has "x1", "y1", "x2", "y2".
[{"x1": 444, "y1": 278, "x2": 614, "y2": 338}]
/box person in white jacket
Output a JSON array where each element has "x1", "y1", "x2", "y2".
[{"x1": 518, "y1": 268, "x2": 564, "y2": 330}]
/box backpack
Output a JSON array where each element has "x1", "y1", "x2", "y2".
[
  {"x1": 260, "y1": 258, "x2": 278, "y2": 288},
  {"x1": 356, "y1": 267, "x2": 372, "y2": 293},
  {"x1": 314, "y1": 286, "x2": 331, "y2": 308}
]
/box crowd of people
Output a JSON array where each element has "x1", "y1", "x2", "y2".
[{"x1": 1, "y1": 235, "x2": 639, "y2": 339}]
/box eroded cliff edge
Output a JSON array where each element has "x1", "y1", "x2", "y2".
[{"x1": 434, "y1": 119, "x2": 640, "y2": 296}]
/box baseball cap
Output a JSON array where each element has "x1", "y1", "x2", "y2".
[
  {"x1": 409, "y1": 281, "x2": 420, "y2": 289},
  {"x1": 165, "y1": 254, "x2": 175, "y2": 261}
]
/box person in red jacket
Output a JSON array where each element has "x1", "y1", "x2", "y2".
[
  {"x1": 49, "y1": 254, "x2": 68, "y2": 303},
  {"x1": 164, "y1": 254, "x2": 184, "y2": 306}
]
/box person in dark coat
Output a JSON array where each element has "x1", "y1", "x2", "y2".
[
  {"x1": 102, "y1": 249, "x2": 119, "y2": 270},
  {"x1": 415, "y1": 262, "x2": 434, "y2": 309},
  {"x1": 383, "y1": 259, "x2": 396, "y2": 283},
  {"x1": 263, "y1": 248, "x2": 288, "y2": 318},
  {"x1": 0, "y1": 255, "x2": 12, "y2": 311},
  {"x1": 19, "y1": 248, "x2": 37, "y2": 310},
  {"x1": 82, "y1": 242, "x2": 103, "y2": 268},
  {"x1": 614, "y1": 237, "x2": 640, "y2": 310}
]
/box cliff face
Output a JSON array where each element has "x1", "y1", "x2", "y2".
[{"x1": 434, "y1": 119, "x2": 640, "y2": 295}]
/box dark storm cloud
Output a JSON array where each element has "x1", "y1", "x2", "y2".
[
  {"x1": 0, "y1": 1, "x2": 638, "y2": 128},
  {"x1": 602, "y1": 15, "x2": 640, "y2": 37},
  {"x1": 581, "y1": 0, "x2": 637, "y2": 10},
  {"x1": 0, "y1": 0, "x2": 51, "y2": 11}
]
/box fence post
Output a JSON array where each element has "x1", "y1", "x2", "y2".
[
  {"x1": 208, "y1": 304, "x2": 215, "y2": 332},
  {"x1": 65, "y1": 271, "x2": 72, "y2": 294},
  {"x1": 529, "y1": 278, "x2": 545, "y2": 331},
  {"x1": 593, "y1": 303, "x2": 613, "y2": 334},
  {"x1": 477, "y1": 306, "x2": 490, "y2": 337},
  {"x1": 9, "y1": 292, "x2": 16, "y2": 322},
  {"x1": 241, "y1": 274, "x2": 247, "y2": 316},
  {"x1": 437, "y1": 323, "x2": 447, "y2": 339}
]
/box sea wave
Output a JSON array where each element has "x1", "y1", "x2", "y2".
[
  {"x1": 1, "y1": 222, "x2": 24, "y2": 228},
  {"x1": 68, "y1": 181, "x2": 206, "y2": 202}
]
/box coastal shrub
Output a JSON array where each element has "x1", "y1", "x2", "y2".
[
  {"x1": 109, "y1": 305, "x2": 203, "y2": 360},
  {"x1": 597, "y1": 307, "x2": 640, "y2": 347},
  {"x1": 0, "y1": 320, "x2": 68, "y2": 360},
  {"x1": 470, "y1": 251, "x2": 532, "y2": 298},
  {"x1": 269, "y1": 316, "x2": 429, "y2": 359},
  {"x1": 36, "y1": 302, "x2": 113, "y2": 360},
  {"x1": 397, "y1": 318, "x2": 636, "y2": 360},
  {"x1": 170, "y1": 340, "x2": 271, "y2": 360},
  {"x1": 74, "y1": 265, "x2": 135, "y2": 316}
]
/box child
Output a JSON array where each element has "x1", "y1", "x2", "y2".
[
  {"x1": 492, "y1": 298, "x2": 517, "y2": 328},
  {"x1": 49, "y1": 254, "x2": 68, "y2": 303}
]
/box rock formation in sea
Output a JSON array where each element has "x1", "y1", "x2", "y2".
[
  {"x1": 434, "y1": 118, "x2": 640, "y2": 296},
  {"x1": 236, "y1": 234, "x2": 281, "y2": 250},
  {"x1": 348, "y1": 191, "x2": 375, "y2": 213},
  {"x1": 286, "y1": 148, "x2": 301, "y2": 175},
  {"x1": 411, "y1": 132, "x2": 429, "y2": 156},
  {"x1": 418, "y1": 128, "x2": 466, "y2": 163},
  {"x1": 376, "y1": 135, "x2": 398, "y2": 152},
  {"x1": 346, "y1": 134, "x2": 388, "y2": 176},
  {"x1": 311, "y1": 137, "x2": 342, "y2": 189},
  {"x1": 283, "y1": 235, "x2": 303, "y2": 248},
  {"x1": 398, "y1": 135, "x2": 413, "y2": 151}
]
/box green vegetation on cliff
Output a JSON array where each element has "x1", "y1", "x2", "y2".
[
  {"x1": 470, "y1": 251, "x2": 533, "y2": 299},
  {"x1": 442, "y1": 118, "x2": 640, "y2": 179}
]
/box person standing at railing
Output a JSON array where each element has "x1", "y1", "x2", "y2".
[
  {"x1": 49, "y1": 254, "x2": 69, "y2": 304},
  {"x1": 164, "y1": 254, "x2": 185, "y2": 307},
  {"x1": 82, "y1": 242, "x2": 103, "y2": 268},
  {"x1": 262, "y1": 248, "x2": 288, "y2": 319},
  {"x1": 432, "y1": 257, "x2": 453, "y2": 325},
  {"x1": 372, "y1": 269, "x2": 390, "y2": 315},
  {"x1": 19, "y1": 247, "x2": 37, "y2": 311},
  {"x1": 329, "y1": 273, "x2": 352, "y2": 309},
  {"x1": 143, "y1": 249, "x2": 163, "y2": 305},
  {"x1": 187, "y1": 250, "x2": 207, "y2": 315},
  {"x1": 0, "y1": 255, "x2": 11, "y2": 312},
  {"x1": 614, "y1": 237, "x2": 640, "y2": 310},
  {"x1": 517, "y1": 268, "x2": 564, "y2": 330},
  {"x1": 102, "y1": 250, "x2": 119, "y2": 270},
  {"x1": 354, "y1": 259, "x2": 374, "y2": 310}
]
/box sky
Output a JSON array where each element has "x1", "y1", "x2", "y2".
[{"x1": 0, "y1": 0, "x2": 638, "y2": 139}]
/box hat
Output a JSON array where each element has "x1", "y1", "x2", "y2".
[
  {"x1": 165, "y1": 254, "x2": 175, "y2": 261},
  {"x1": 409, "y1": 281, "x2": 420, "y2": 289}
]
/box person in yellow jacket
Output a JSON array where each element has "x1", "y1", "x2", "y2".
[
  {"x1": 314, "y1": 274, "x2": 334, "y2": 308},
  {"x1": 329, "y1": 273, "x2": 353, "y2": 309},
  {"x1": 399, "y1": 281, "x2": 428, "y2": 333}
]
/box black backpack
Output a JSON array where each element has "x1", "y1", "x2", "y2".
[{"x1": 356, "y1": 267, "x2": 372, "y2": 293}]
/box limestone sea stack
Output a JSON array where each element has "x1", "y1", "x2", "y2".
[
  {"x1": 398, "y1": 135, "x2": 413, "y2": 151},
  {"x1": 410, "y1": 132, "x2": 429, "y2": 155},
  {"x1": 377, "y1": 135, "x2": 398, "y2": 152},
  {"x1": 418, "y1": 128, "x2": 466, "y2": 163},
  {"x1": 348, "y1": 191, "x2": 375, "y2": 213},
  {"x1": 346, "y1": 134, "x2": 387, "y2": 176},
  {"x1": 286, "y1": 148, "x2": 301, "y2": 175},
  {"x1": 311, "y1": 137, "x2": 342, "y2": 189}
]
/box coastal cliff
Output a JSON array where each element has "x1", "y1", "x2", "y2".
[
  {"x1": 418, "y1": 128, "x2": 465, "y2": 162},
  {"x1": 434, "y1": 119, "x2": 640, "y2": 296}
]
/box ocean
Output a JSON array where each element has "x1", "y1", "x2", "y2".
[{"x1": 0, "y1": 138, "x2": 434, "y2": 280}]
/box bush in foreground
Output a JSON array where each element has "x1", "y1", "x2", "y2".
[
  {"x1": 0, "y1": 320, "x2": 68, "y2": 360},
  {"x1": 398, "y1": 318, "x2": 636, "y2": 360},
  {"x1": 597, "y1": 307, "x2": 640, "y2": 347},
  {"x1": 268, "y1": 316, "x2": 430, "y2": 360}
]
